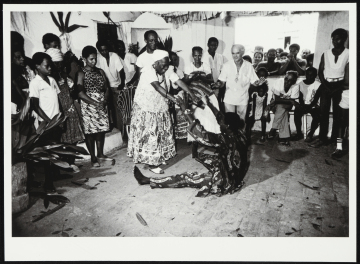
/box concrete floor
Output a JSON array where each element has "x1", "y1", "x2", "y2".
[{"x1": 12, "y1": 131, "x2": 349, "y2": 237}]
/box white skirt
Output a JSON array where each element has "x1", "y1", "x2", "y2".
[{"x1": 188, "y1": 94, "x2": 221, "y2": 141}]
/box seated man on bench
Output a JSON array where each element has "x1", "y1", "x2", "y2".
[{"x1": 267, "y1": 71, "x2": 300, "y2": 146}]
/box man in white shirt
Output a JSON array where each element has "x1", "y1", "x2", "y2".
[
  {"x1": 293, "y1": 67, "x2": 321, "y2": 142},
  {"x1": 214, "y1": 44, "x2": 263, "y2": 123},
  {"x1": 114, "y1": 39, "x2": 138, "y2": 85},
  {"x1": 202, "y1": 37, "x2": 225, "y2": 96},
  {"x1": 267, "y1": 71, "x2": 300, "y2": 146},
  {"x1": 135, "y1": 30, "x2": 159, "y2": 77},
  {"x1": 96, "y1": 39, "x2": 125, "y2": 131}
]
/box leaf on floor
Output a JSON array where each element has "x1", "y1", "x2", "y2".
[
  {"x1": 94, "y1": 183, "x2": 100, "y2": 186},
  {"x1": 71, "y1": 181, "x2": 84, "y2": 186},
  {"x1": 136, "y1": 212, "x2": 148, "y2": 226},
  {"x1": 51, "y1": 230, "x2": 61, "y2": 234},
  {"x1": 275, "y1": 159, "x2": 291, "y2": 163},
  {"x1": 74, "y1": 235, "x2": 78, "y2": 237},
  {"x1": 32, "y1": 203, "x2": 66, "y2": 222},
  {"x1": 61, "y1": 232, "x2": 70, "y2": 237},
  {"x1": 312, "y1": 223, "x2": 321, "y2": 231},
  {"x1": 90, "y1": 187, "x2": 97, "y2": 190},
  {"x1": 328, "y1": 225, "x2": 335, "y2": 228},
  {"x1": 64, "y1": 228, "x2": 72, "y2": 231},
  {"x1": 291, "y1": 228, "x2": 297, "y2": 232},
  {"x1": 298, "y1": 181, "x2": 319, "y2": 190},
  {"x1": 191, "y1": 201, "x2": 195, "y2": 205},
  {"x1": 285, "y1": 232, "x2": 294, "y2": 235},
  {"x1": 116, "y1": 232, "x2": 122, "y2": 236},
  {"x1": 325, "y1": 159, "x2": 333, "y2": 166},
  {"x1": 98, "y1": 172, "x2": 117, "y2": 177},
  {"x1": 277, "y1": 204, "x2": 283, "y2": 208},
  {"x1": 316, "y1": 217, "x2": 323, "y2": 220},
  {"x1": 99, "y1": 180, "x2": 107, "y2": 182},
  {"x1": 237, "y1": 234, "x2": 244, "y2": 237}
]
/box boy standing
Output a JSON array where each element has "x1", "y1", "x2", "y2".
[
  {"x1": 292, "y1": 67, "x2": 321, "y2": 142},
  {"x1": 310, "y1": 28, "x2": 349, "y2": 148}
]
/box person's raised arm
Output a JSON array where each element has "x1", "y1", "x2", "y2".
[
  {"x1": 268, "y1": 63, "x2": 281, "y2": 76},
  {"x1": 76, "y1": 71, "x2": 104, "y2": 108},
  {"x1": 278, "y1": 56, "x2": 292, "y2": 75},
  {"x1": 173, "y1": 79, "x2": 201, "y2": 105},
  {"x1": 291, "y1": 57, "x2": 306, "y2": 75}
]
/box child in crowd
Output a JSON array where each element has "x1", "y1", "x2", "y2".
[
  {"x1": 306, "y1": 53, "x2": 314, "y2": 68},
  {"x1": 29, "y1": 52, "x2": 62, "y2": 193},
  {"x1": 292, "y1": 67, "x2": 321, "y2": 142},
  {"x1": 46, "y1": 48, "x2": 85, "y2": 173},
  {"x1": 42, "y1": 33, "x2": 61, "y2": 51},
  {"x1": 242, "y1": 55, "x2": 252, "y2": 64},
  {"x1": 246, "y1": 67, "x2": 269, "y2": 143},
  {"x1": 278, "y1": 43, "x2": 307, "y2": 76},
  {"x1": 310, "y1": 28, "x2": 349, "y2": 148}
]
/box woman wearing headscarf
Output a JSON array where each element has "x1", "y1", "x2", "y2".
[
  {"x1": 46, "y1": 48, "x2": 85, "y2": 172},
  {"x1": 127, "y1": 50, "x2": 200, "y2": 174}
]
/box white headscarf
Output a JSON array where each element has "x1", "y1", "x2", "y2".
[
  {"x1": 152, "y1": 50, "x2": 169, "y2": 62},
  {"x1": 46, "y1": 48, "x2": 63, "y2": 62}
]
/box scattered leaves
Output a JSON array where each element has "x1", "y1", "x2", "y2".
[
  {"x1": 71, "y1": 181, "x2": 84, "y2": 186},
  {"x1": 298, "y1": 181, "x2": 319, "y2": 190},
  {"x1": 291, "y1": 228, "x2": 297, "y2": 232},
  {"x1": 99, "y1": 180, "x2": 107, "y2": 182},
  {"x1": 90, "y1": 187, "x2": 97, "y2": 190},
  {"x1": 116, "y1": 232, "x2": 122, "y2": 236},
  {"x1": 74, "y1": 235, "x2": 78, "y2": 237},
  {"x1": 275, "y1": 159, "x2": 291, "y2": 163},
  {"x1": 328, "y1": 225, "x2": 335, "y2": 228},
  {"x1": 51, "y1": 231, "x2": 61, "y2": 234},
  {"x1": 61, "y1": 232, "x2": 70, "y2": 237},
  {"x1": 136, "y1": 212, "x2": 148, "y2": 226},
  {"x1": 64, "y1": 228, "x2": 72, "y2": 231},
  {"x1": 277, "y1": 204, "x2": 283, "y2": 208},
  {"x1": 316, "y1": 217, "x2": 323, "y2": 220},
  {"x1": 94, "y1": 183, "x2": 100, "y2": 186},
  {"x1": 285, "y1": 232, "x2": 294, "y2": 235},
  {"x1": 32, "y1": 203, "x2": 66, "y2": 222},
  {"x1": 237, "y1": 234, "x2": 244, "y2": 237},
  {"x1": 312, "y1": 223, "x2": 321, "y2": 231}
]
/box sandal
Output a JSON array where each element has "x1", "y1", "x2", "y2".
[{"x1": 149, "y1": 167, "x2": 164, "y2": 174}]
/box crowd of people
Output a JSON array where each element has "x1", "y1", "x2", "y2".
[{"x1": 11, "y1": 26, "x2": 349, "y2": 196}]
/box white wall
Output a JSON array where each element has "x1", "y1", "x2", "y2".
[
  {"x1": 11, "y1": 11, "x2": 139, "y2": 58},
  {"x1": 313, "y1": 11, "x2": 349, "y2": 68}
]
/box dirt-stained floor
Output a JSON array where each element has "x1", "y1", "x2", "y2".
[{"x1": 12, "y1": 131, "x2": 349, "y2": 237}]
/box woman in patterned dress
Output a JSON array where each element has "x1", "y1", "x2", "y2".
[
  {"x1": 46, "y1": 48, "x2": 85, "y2": 172},
  {"x1": 133, "y1": 95, "x2": 248, "y2": 197},
  {"x1": 127, "y1": 50, "x2": 200, "y2": 174},
  {"x1": 77, "y1": 46, "x2": 113, "y2": 167}
]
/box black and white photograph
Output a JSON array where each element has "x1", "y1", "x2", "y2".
[{"x1": 4, "y1": 2, "x2": 356, "y2": 262}]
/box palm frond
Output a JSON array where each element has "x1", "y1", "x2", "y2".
[
  {"x1": 57, "y1": 12, "x2": 64, "y2": 30},
  {"x1": 64, "y1": 12, "x2": 71, "y2": 30},
  {"x1": 67, "y1": 24, "x2": 88, "y2": 33},
  {"x1": 50, "y1": 12, "x2": 62, "y2": 31}
]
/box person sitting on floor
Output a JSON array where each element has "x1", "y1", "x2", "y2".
[
  {"x1": 292, "y1": 66, "x2": 321, "y2": 142},
  {"x1": 278, "y1": 44, "x2": 306, "y2": 76},
  {"x1": 42, "y1": 33, "x2": 61, "y2": 51},
  {"x1": 267, "y1": 70, "x2": 300, "y2": 146},
  {"x1": 255, "y1": 48, "x2": 282, "y2": 76},
  {"x1": 133, "y1": 94, "x2": 248, "y2": 197}
]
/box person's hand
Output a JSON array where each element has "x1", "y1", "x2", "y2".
[
  {"x1": 212, "y1": 81, "x2": 222, "y2": 89},
  {"x1": 254, "y1": 77, "x2": 267, "y2": 86},
  {"x1": 175, "y1": 95, "x2": 186, "y2": 111},
  {"x1": 287, "y1": 53, "x2": 294, "y2": 60}
]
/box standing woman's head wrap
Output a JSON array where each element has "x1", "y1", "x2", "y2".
[
  {"x1": 45, "y1": 48, "x2": 64, "y2": 62},
  {"x1": 152, "y1": 50, "x2": 169, "y2": 63}
]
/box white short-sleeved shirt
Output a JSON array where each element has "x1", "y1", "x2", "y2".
[
  {"x1": 136, "y1": 51, "x2": 156, "y2": 71},
  {"x1": 219, "y1": 60, "x2": 259, "y2": 106},
  {"x1": 133, "y1": 65, "x2": 180, "y2": 113},
  {"x1": 270, "y1": 78, "x2": 300, "y2": 103},
  {"x1": 299, "y1": 80, "x2": 321, "y2": 105},
  {"x1": 121, "y1": 52, "x2": 137, "y2": 83},
  {"x1": 184, "y1": 62, "x2": 212, "y2": 76},
  {"x1": 29, "y1": 75, "x2": 60, "y2": 121},
  {"x1": 96, "y1": 52, "x2": 123, "y2": 87},
  {"x1": 202, "y1": 52, "x2": 225, "y2": 82}
]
